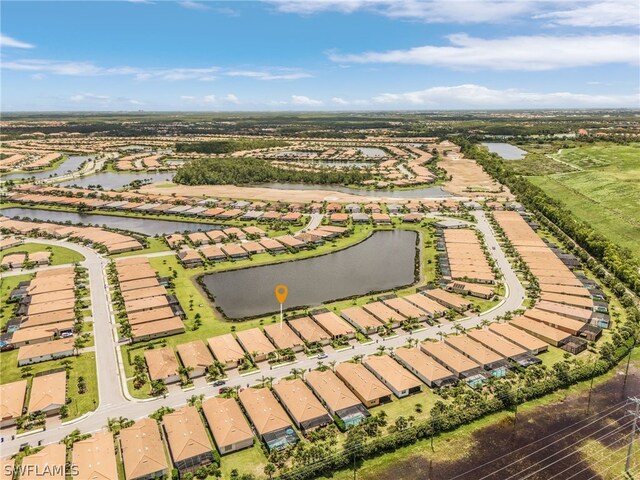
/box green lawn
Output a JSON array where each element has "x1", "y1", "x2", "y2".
[
  {"x1": 220, "y1": 444, "x2": 267, "y2": 479},
  {"x1": 528, "y1": 143, "x2": 640, "y2": 258},
  {"x1": 369, "y1": 390, "x2": 442, "y2": 423},
  {"x1": 0, "y1": 351, "x2": 99, "y2": 420},
  {"x1": 0, "y1": 243, "x2": 85, "y2": 266}
]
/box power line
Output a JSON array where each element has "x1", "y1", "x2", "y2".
[
  {"x1": 463, "y1": 400, "x2": 631, "y2": 480},
  {"x1": 507, "y1": 419, "x2": 635, "y2": 480},
  {"x1": 553, "y1": 434, "x2": 633, "y2": 480}
]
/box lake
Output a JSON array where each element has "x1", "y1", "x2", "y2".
[
  {"x1": 0, "y1": 207, "x2": 222, "y2": 236},
  {"x1": 59, "y1": 171, "x2": 175, "y2": 189},
  {"x1": 359, "y1": 147, "x2": 387, "y2": 158},
  {"x1": 258, "y1": 183, "x2": 452, "y2": 198},
  {"x1": 481, "y1": 142, "x2": 527, "y2": 160},
  {"x1": 201, "y1": 230, "x2": 418, "y2": 319},
  {"x1": 2, "y1": 155, "x2": 89, "y2": 181}
]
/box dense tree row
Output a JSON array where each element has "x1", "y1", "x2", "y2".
[
  {"x1": 175, "y1": 139, "x2": 289, "y2": 154},
  {"x1": 456, "y1": 138, "x2": 640, "y2": 296},
  {"x1": 174, "y1": 157, "x2": 372, "y2": 185}
]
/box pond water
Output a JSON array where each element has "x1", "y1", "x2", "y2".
[
  {"x1": 481, "y1": 142, "x2": 527, "y2": 160},
  {"x1": 0, "y1": 207, "x2": 222, "y2": 236},
  {"x1": 2, "y1": 155, "x2": 89, "y2": 181},
  {"x1": 59, "y1": 171, "x2": 175, "y2": 189},
  {"x1": 201, "y1": 230, "x2": 418, "y2": 319},
  {"x1": 359, "y1": 147, "x2": 387, "y2": 158},
  {"x1": 257, "y1": 183, "x2": 452, "y2": 198}
]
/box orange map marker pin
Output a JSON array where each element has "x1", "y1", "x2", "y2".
[{"x1": 275, "y1": 284, "x2": 288, "y2": 304}]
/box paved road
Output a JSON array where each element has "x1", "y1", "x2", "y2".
[
  {"x1": 0, "y1": 211, "x2": 525, "y2": 455},
  {"x1": 300, "y1": 213, "x2": 324, "y2": 232}
]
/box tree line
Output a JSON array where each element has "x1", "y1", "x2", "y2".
[
  {"x1": 174, "y1": 157, "x2": 372, "y2": 185},
  {"x1": 456, "y1": 138, "x2": 640, "y2": 296}
]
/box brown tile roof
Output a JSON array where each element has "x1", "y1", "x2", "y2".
[
  {"x1": 201, "y1": 397, "x2": 253, "y2": 450},
  {"x1": 335, "y1": 362, "x2": 392, "y2": 403},
  {"x1": 393, "y1": 347, "x2": 455, "y2": 383},
  {"x1": 21, "y1": 444, "x2": 66, "y2": 480},
  {"x1": 273, "y1": 378, "x2": 330, "y2": 426},
  {"x1": 364, "y1": 354, "x2": 422, "y2": 392},
  {"x1": 120, "y1": 419, "x2": 169, "y2": 480},
  {"x1": 238, "y1": 387, "x2": 292, "y2": 435},
  {"x1": 144, "y1": 347, "x2": 179, "y2": 381},
  {"x1": 305, "y1": 369, "x2": 361, "y2": 412},
  {"x1": 207, "y1": 334, "x2": 245, "y2": 364},
  {"x1": 163, "y1": 406, "x2": 212, "y2": 462},
  {"x1": 28, "y1": 370, "x2": 67, "y2": 413},
  {"x1": 72, "y1": 431, "x2": 119, "y2": 480},
  {"x1": 176, "y1": 341, "x2": 214, "y2": 371},
  {"x1": 0, "y1": 379, "x2": 27, "y2": 422}
]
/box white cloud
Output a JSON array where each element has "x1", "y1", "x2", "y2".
[
  {"x1": 270, "y1": 0, "x2": 537, "y2": 24},
  {"x1": 330, "y1": 33, "x2": 639, "y2": 71},
  {"x1": 536, "y1": 0, "x2": 639, "y2": 27},
  {"x1": 291, "y1": 95, "x2": 323, "y2": 106},
  {"x1": 70, "y1": 93, "x2": 111, "y2": 104},
  {"x1": 180, "y1": 95, "x2": 196, "y2": 101},
  {"x1": 204, "y1": 95, "x2": 216, "y2": 103},
  {"x1": 179, "y1": 1, "x2": 210, "y2": 10},
  {"x1": 370, "y1": 84, "x2": 639, "y2": 108},
  {"x1": 223, "y1": 94, "x2": 240, "y2": 104},
  {"x1": 332, "y1": 97, "x2": 350, "y2": 105},
  {"x1": 226, "y1": 70, "x2": 312, "y2": 80},
  {"x1": 1, "y1": 34, "x2": 35, "y2": 49}
]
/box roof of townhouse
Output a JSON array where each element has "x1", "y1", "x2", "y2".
[
  {"x1": 273, "y1": 378, "x2": 331, "y2": 426},
  {"x1": 423, "y1": 289, "x2": 470, "y2": 309},
  {"x1": 382, "y1": 297, "x2": 426, "y2": 319},
  {"x1": 288, "y1": 316, "x2": 331, "y2": 344},
  {"x1": 263, "y1": 323, "x2": 304, "y2": 350},
  {"x1": 421, "y1": 341, "x2": 481, "y2": 374},
  {"x1": 259, "y1": 238, "x2": 286, "y2": 250},
  {"x1": 393, "y1": 347, "x2": 456, "y2": 383},
  {"x1": 120, "y1": 418, "x2": 169, "y2": 480},
  {"x1": 122, "y1": 286, "x2": 168, "y2": 302},
  {"x1": 364, "y1": 354, "x2": 422, "y2": 392},
  {"x1": 206, "y1": 230, "x2": 227, "y2": 242},
  {"x1": 221, "y1": 244, "x2": 248, "y2": 256},
  {"x1": 72, "y1": 431, "x2": 119, "y2": 480},
  {"x1": 131, "y1": 317, "x2": 185, "y2": 340},
  {"x1": 241, "y1": 241, "x2": 265, "y2": 254},
  {"x1": 127, "y1": 306, "x2": 176, "y2": 325},
  {"x1": 0, "y1": 379, "x2": 27, "y2": 422},
  {"x1": 207, "y1": 334, "x2": 245, "y2": 364},
  {"x1": 176, "y1": 340, "x2": 215, "y2": 371},
  {"x1": 362, "y1": 301, "x2": 405, "y2": 323},
  {"x1": 446, "y1": 281, "x2": 495, "y2": 298},
  {"x1": 27, "y1": 297, "x2": 75, "y2": 316},
  {"x1": 119, "y1": 277, "x2": 161, "y2": 292},
  {"x1": 222, "y1": 227, "x2": 245, "y2": 237},
  {"x1": 125, "y1": 295, "x2": 170, "y2": 314},
  {"x1": 243, "y1": 226, "x2": 266, "y2": 236},
  {"x1": 403, "y1": 293, "x2": 446, "y2": 315},
  {"x1": 178, "y1": 247, "x2": 202, "y2": 262},
  {"x1": 28, "y1": 370, "x2": 67, "y2": 413},
  {"x1": 17, "y1": 337, "x2": 75, "y2": 363},
  {"x1": 34, "y1": 266, "x2": 75, "y2": 278},
  {"x1": 311, "y1": 311, "x2": 356, "y2": 337},
  {"x1": 163, "y1": 405, "x2": 212, "y2": 463},
  {"x1": 445, "y1": 334, "x2": 504, "y2": 365},
  {"x1": 187, "y1": 231, "x2": 210, "y2": 243},
  {"x1": 28, "y1": 288, "x2": 75, "y2": 305},
  {"x1": 21, "y1": 309, "x2": 76, "y2": 329},
  {"x1": 536, "y1": 300, "x2": 593, "y2": 322},
  {"x1": 489, "y1": 322, "x2": 548, "y2": 352},
  {"x1": 466, "y1": 328, "x2": 528, "y2": 358},
  {"x1": 238, "y1": 387, "x2": 292, "y2": 436},
  {"x1": 20, "y1": 444, "x2": 67, "y2": 480},
  {"x1": 510, "y1": 316, "x2": 571, "y2": 343},
  {"x1": 12, "y1": 321, "x2": 74, "y2": 345},
  {"x1": 341, "y1": 307, "x2": 383, "y2": 331},
  {"x1": 540, "y1": 292, "x2": 594, "y2": 309},
  {"x1": 335, "y1": 362, "x2": 392, "y2": 403},
  {"x1": 235, "y1": 328, "x2": 276, "y2": 356},
  {"x1": 523, "y1": 308, "x2": 587, "y2": 334},
  {"x1": 144, "y1": 346, "x2": 179, "y2": 381},
  {"x1": 538, "y1": 284, "x2": 592, "y2": 298},
  {"x1": 305, "y1": 369, "x2": 363, "y2": 413},
  {"x1": 276, "y1": 235, "x2": 305, "y2": 248},
  {"x1": 201, "y1": 397, "x2": 253, "y2": 450},
  {"x1": 27, "y1": 276, "x2": 75, "y2": 295}
]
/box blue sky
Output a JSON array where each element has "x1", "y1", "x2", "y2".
[{"x1": 2, "y1": 0, "x2": 639, "y2": 111}]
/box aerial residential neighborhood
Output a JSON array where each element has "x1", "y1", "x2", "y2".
[{"x1": 0, "y1": 1, "x2": 639, "y2": 480}]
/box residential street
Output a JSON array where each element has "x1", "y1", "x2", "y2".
[{"x1": 0, "y1": 211, "x2": 525, "y2": 455}]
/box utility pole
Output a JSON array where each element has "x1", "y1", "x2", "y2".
[{"x1": 625, "y1": 397, "x2": 640, "y2": 474}]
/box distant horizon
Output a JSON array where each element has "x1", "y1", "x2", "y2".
[{"x1": 2, "y1": 0, "x2": 639, "y2": 111}]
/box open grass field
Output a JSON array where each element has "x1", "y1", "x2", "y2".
[
  {"x1": 529, "y1": 144, "x2": 640, "y2": 258},
  {"x1": 0, "y1": 243, "x2": 85, "y2": 266}
]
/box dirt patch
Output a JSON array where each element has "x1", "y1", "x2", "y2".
[
  {"x1": 440, "y1": 152, "x2": 513, "y2": 200},
  {"x1": 372, "y1": 363, "x2": 639, "y2": 480}
]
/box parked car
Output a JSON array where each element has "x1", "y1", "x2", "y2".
[
  {"x1": 317, "y1": 353, "x2": 328, "y2": 359},
  {"x1": 213, "y1": 380, "x2": 226, "y2": 387},
  {"x1": 219, "y1": 387, "x2": 229, "y2": 394}
]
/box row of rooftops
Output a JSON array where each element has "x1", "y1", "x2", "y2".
[
  {"x1": 1, "y1": 370, "x2": 67, "y2": 425},
  {"x1": 441, "y1": 228, "x2": 496, "y2": 284},
  {"x1": 0, "y1": 216, "x2": 142, "y2": 254},
  {"x1": 114, "y1": 256, "x2": 185, "y2": 342}
]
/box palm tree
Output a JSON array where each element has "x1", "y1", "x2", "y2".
[
  {"x1": 352, "y1": 354, "x2": 364, "y2": 364},
  {"x1": 329, "y1": 360, "x2": 337, "y2": 371},
  {"x1": 376, "y1": 345, "x2": 387, "y2": 356},
  {"x1": 289, "y1": 368, "x2": 305, "y2": 379}
]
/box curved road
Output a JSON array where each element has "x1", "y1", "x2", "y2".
[{"x1": 1, "y1": 210, "x2": 524, "y2": 455}]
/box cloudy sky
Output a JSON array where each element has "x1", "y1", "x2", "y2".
[{"x1": 2, "y1": 0, "x2": 639, "y2": 111}]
